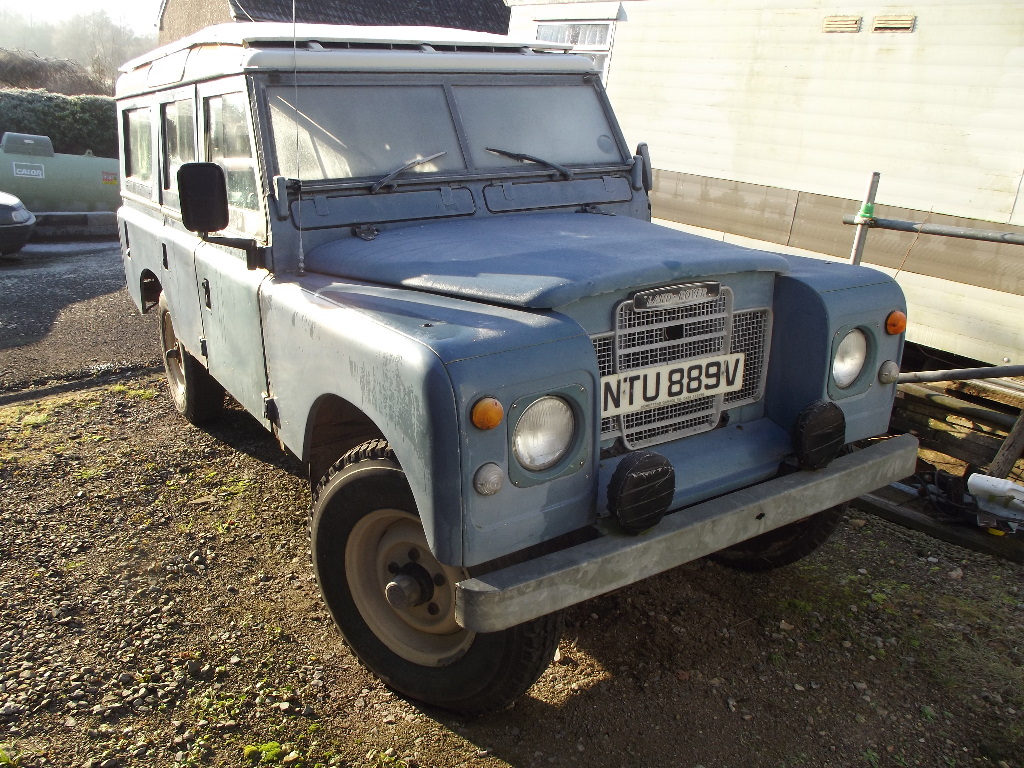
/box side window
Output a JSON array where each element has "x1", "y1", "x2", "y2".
[
  {"x1": 162, "y1": 98, "x2": 195, "y2": 209},
  {"x1": 124, "y1": 108, "x2": 153, "y2": 193},
  {"x1": 536, "y1": 23, "x2": 615, "y2": 84},
  {"x1": 205, "y1": 92, "x2": 258, "y2": 211}
]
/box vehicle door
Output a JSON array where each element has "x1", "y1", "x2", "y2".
[
  {"x1": 154, "y1": 88, "x2": 207, "y2": 363},
  {"x1": 192, "y1": 79, "x2": 271, "y2": 426}
]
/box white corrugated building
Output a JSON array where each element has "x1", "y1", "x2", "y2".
[{"x1": 507, "y1": 0, "x2": 1024, "y2": 365}]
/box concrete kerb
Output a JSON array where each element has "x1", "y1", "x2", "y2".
[{"x1": 31, "y1": 211, "x2": 118, "y2": 241}]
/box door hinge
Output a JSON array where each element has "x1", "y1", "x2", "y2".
[
  {"x1": 199, "y1": 337, "x2": 208, "y2": 357},
  {"x1": 263, "y1": 396, "x2": 280, "y2": 426}
]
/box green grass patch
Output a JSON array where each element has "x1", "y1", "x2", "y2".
[{"x1": 109, "y1": 384, "x2": 158, "y2": 400}]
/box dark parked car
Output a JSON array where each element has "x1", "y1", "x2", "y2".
[{"x1": 0, "y1": 191, "x2": 35, "y2": 255}]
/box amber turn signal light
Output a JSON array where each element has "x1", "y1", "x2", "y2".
[
  {"x1": 885, "y1": 310, "x2": 907, "y2": 335},
  {"x1": 471, "y1": 397, "x2": 504, "y2": 430}
]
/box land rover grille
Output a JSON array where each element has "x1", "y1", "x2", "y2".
[{"x1": 592, "y1": 287, "x2": 771, "y2": 449}]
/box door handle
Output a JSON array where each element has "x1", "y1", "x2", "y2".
[{"x1": 202, "y1": 278, "x2": 212, "y2": 309}]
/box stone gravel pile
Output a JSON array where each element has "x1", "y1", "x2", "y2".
[{"x1": 1, "y1": 377, "x2": 1022, "y2": 768}]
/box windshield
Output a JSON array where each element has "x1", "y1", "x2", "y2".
[
  {"x1": 454, "y1": 85, "x2": 621, "y2": 168},
  {"x1": 268, "y1": 85, "x2": 465, "y2": 181},
  {"x1": 266, "y1": 79, "x2": 625, "y2": 183}
]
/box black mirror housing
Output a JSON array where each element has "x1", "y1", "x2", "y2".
[
  {"x1": 178, "y1": 162, "x2": 230, "y2": 234},
  {"x1": 632, "y1": 143, "x2": 653, "y2": 193}
]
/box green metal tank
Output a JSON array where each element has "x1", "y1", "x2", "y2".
[{"x1": 0, "y1": 132, "x2": 120, "y2": 212}]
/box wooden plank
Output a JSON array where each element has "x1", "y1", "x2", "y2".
[
  {"x1": 890, "y1": 387, "x2": 1024, "y2": 470},
  {"x1": 855, "y1": 491, "x2": 1024, "y2": 564}
]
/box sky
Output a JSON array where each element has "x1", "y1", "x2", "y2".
[{"x1": 0, "y1": 0, "x2": 163, "y2": 34}]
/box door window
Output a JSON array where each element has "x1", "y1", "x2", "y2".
[
  {"x1": 205, "y1": 93, "x2": 259, "y2": 211},
  {"x1": 161, "y1": 98, "x2": 195, "y2": 209}
]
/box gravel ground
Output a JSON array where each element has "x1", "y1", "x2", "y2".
[
  {"x1": 1, "y1": 374, "x2": 1022, "y2": 768},
  {"x1": 0, "y1": 243, "x2": 160, "y2": 392}
]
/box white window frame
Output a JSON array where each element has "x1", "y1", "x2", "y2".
[{"x1": 534, "y1": 20, "x2": 616, "y2": 84}]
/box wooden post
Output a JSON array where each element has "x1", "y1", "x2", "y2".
[{"x1": 988, "y1": 409, "x2": 1024, "y2": 479}]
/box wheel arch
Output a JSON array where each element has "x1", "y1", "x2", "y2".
[
  {"x1": 140, "y1": 269, "x2": 161, "y2": 312},
  {"x1": 304, "y1": 392, "x2": 385, "y2": 489},
  {"x1": 299, "y1": 384, "x2": 463, "y2": 566}
]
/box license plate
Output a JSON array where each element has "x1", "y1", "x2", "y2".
[{"x1": 600, "y1": 352, "x2": 745, "y2": 418}]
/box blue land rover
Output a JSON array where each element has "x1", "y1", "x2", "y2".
[{"x1": 116, "y1": 23, "x2": 917, "y2": 714}]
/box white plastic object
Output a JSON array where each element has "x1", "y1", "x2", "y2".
[{"x1": 967, "y1": 474, "x2": 1024, "y2": 515}]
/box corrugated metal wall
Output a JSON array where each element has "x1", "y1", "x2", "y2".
[{"x1": 521, "y1": 0, "x2": 1024, "y2": 225}]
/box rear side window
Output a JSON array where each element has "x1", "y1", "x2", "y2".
[
  {"x1": 162, "y1": 99, "x2": 195, "y2": 208},
  {"x1": 205, "y1": 92, "x2": 258, "y2": 211},
  {"x1": 124, "y1": 108, "x2": 153, "y2": 186}
]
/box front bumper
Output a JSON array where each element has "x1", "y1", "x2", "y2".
[
  {"x1": 455, "y1": 433, "x2": 918, "y2": 632},
  {"x1": 0, "y1": 218, "x2": 35, "y2": 255}
]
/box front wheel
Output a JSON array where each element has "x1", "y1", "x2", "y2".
[
  {"x1": 710, "y1": 503, "x2": 848, "y2": 572},
  {"x1": 310, "y1": 440, "x2": 563, "y2": 715}
]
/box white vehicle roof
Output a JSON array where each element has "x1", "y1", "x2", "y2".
[{"x1": 117, "y1": 23, "x2": 588, "y2": 97}]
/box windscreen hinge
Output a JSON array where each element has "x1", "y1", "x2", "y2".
[{"x1": 352, "y1": 224, "x2": 379, "y2": 241}]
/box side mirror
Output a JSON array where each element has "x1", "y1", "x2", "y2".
[
  {"x1": 631, "y1": 142, "x2": 653, "y2": 192},
  {"x1": 176, "y1": 162, "x2": 265, "y2": 271},
  {"x1": 178, "y1": 162, "x2": 230, "y2": 234}
]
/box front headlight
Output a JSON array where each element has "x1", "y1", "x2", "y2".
[
  {"x1": 832, "y1": 329, "x2": 868, "y2": 389},
  {"x1": 512, "y1": 396, "x2": 575, "y2": 471}
]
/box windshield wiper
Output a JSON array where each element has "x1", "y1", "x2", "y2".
[
  {"x1": 485, "y1": 147, "x2": 574, "y2": 180},
  {"x1": 371, "y1": 151, "x2": 447, "y2": 194}
]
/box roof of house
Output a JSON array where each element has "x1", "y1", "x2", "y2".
[{"x1": 156, "y1": 0, "x2": 512, "y2": 34}]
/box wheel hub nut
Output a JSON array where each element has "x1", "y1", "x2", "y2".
[
  {"x1": 385, "y1": 574, "x2": 422, "y2": 609},
  {"x1": 384, "y1": 559, "x2": 436, "y2": 610}
]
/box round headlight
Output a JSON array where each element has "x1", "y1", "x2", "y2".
[
  {"x1": 833, "y1": 329, "x2": 868, "y2": 389},
  {"x1": 512, "y1": 396, "x2": 575, "y2": 471}
]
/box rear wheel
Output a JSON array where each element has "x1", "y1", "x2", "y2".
[
  {"x1": 310, "y1": 439, "x2": 562, "y2": 714},
  {"x1": 157, "y1": 293, "x2": 224, "y2": 424},
  {"x1": 711, "y1": 503, "x2": 848, "y2": 572}
]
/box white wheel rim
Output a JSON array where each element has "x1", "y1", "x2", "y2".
[
  {"x1": 160, "y1": 310, "x2": 186, "y2": 404},
  {"x1": 346, "y1": 508, "x2": 473, "y2": 667}
]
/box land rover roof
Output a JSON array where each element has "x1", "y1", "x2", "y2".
[{"x1": 116, "y1": 23, "x2": 588, "y2": 97}]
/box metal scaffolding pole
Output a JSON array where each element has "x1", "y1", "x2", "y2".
[
  {"x1": 898, "y1": 365, "x2": 1024, "y2": 384},
  {"x1": 842, "y1": 215, "x2": 1024, "y2": 246},
  {"x1": 848, "y1": 171, "x2": 880, "y2": 265}
]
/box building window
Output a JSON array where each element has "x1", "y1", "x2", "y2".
[{"x1": 536, "y1": 22, "x2": 615, "y2": 83}]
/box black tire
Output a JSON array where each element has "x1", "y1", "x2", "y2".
[
  {"x1": 710, "y1": 503, "x2": 848, "y2": 572},
  {"x1": 310, "y1": 439, "x2": 563, "y2": 715},
  {"x1": 157, "y1": 293, "x2": 224, "y2": 425}
]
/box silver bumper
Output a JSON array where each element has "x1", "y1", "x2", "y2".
[{"x1": 455, "y1": 433, "x2": 918, "y2": 632}]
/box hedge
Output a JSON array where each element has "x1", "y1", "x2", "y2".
[{"x1": 0, "y1": 89, "x2": 117, "y2": 158}]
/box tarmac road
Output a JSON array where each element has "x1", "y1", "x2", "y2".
[{"x1": 0, "y1": 240, "x2": 160, "y2": 392}]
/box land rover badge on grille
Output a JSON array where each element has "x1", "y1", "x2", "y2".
[{"x1": 632, "y1": 282, "x2": 721, "y2": 311}]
